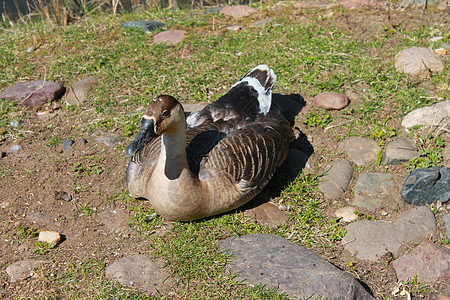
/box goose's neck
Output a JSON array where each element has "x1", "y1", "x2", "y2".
[{"x1": 159, "y1": 121, "x2": 189, "y2": 180}]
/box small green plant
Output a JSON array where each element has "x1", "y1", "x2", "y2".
[
  {"x1": 46, "y1": 137, "x2": 62, "y2": 147},
  {"x1": 303, "y1": 110, "x2": 332, "y2": 128},
  {"x1": 34, "y1": 241, "x2": 55, "y2": 255},
  {"x1": 354, "y1": 210, "x2": 375, "y2": 220},
  {"x1": 77, "y1": 203, "x2": 96, "y2": 216},
  {"x1": 369, "y1": 118, "x2": 397, "y2": 142},
  {"x1": 18, "y1": 226, "x2": 38, "y2": 239},
  {"x1": 407, "y1": 134, "x2": 444, "y2": 170},
  {"x1": 440, "y1": 237, "x2": 450, "y2": 245},
  {"x1": 71, "y1": 162, "x2": 103, "y2": 178}
]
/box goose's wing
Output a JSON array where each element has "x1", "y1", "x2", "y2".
[{"x1": 198, "y1": 112, "x2": 293, "y2": 190}]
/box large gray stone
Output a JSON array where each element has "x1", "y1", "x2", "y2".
[
  {"x1": 1, "y1": 80, "x2": 65, "y2": 107},
  {"x1": 353, "y1": 172, "x2": 393, "y2": 211},
  {"x1": 318, "y1": 160, "x2": 354, "y2": 199},
  {"x1": 393, "y1": 241, "x2": 450, "y2": 282},
  {"x1": 64, "y1": 78, "x2": 98, "y2": 106},
  {"x1": 385, "y1": 138, "x2": 418, "y2": 165},
  {"x1": 339, "y1": 137, "x2": 380, "y2": 166},
  {"x1": 395, "y1": 47, "x2": 444, "y2": 77},
  {"x1": 402, "y1": 100, "x2": 450, "y2": 128},
  {"x1": 121, "y1": 21, "x2": 165, "y2": 33},
  {"x1": 5, "y1": 259, "x2": 47, "y2": 283},
  {"x1": 342, "y1": 207, "x2": 436, "y2": 262},
  {"x1": 444, "y1": 215, "x2": 450, "y2": 239},
  {"x1": 401, "y1": 167, "x2": 450, "y2": 205},
  {"x1": 105, "y1": 255, "x2": 175, "y2": 295},
  {"x1": 219, "y1": 233, "x2": 374, "y2": 299}
]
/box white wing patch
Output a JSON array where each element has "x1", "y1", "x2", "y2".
[{"x1": 231, "y1": 77, "x2": 272, "y2": 115}]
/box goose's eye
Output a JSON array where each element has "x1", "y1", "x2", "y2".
[{"x1": 161, "y1": 110, "x2": 170, "y2": 118}]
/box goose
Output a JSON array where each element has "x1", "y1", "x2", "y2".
[{"x1": 125, "y1": 65, "x2": 294, "y2": 221}]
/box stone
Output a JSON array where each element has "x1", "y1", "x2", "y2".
[
  {"x1": 95, "y1": 133, "x2": 121, "y2": 147},
  {"x1": 153, "y1": 30, "x2": 187, "y2": 45},
  {"x1": 77, "y1": 137, "x2": 88, "y2": 145},
  {"x1": 0, "y1": 80, "x2": 65, "y2": 108},
  {"x1": 385, "y1": 138, "x2": 418, "y2": 165},
  {"x1": 401, "y1": 100, "x2": 450, "y2": 128},
  {"x1": 293, "y1": 0, "x2": 328, "y2": 8},
  {"x1": 105, "y1": 255, "x2": 175, "y2": 295},
  {"x1": 100, "y1": 209, "x2": 131, "y2": 232},
  {"x1": 444, "y1": 215, "x2": 450, "y2": 239},
  {"x1": 392, "y1": 241, "x2": 450, "y2": 282},
  {"x1": 243, "y1": 203, "x2": 289, "y2": 228},
  {"x1": 220, "y1": 5, "x2": 258, "y2": 18},
  {"x1": 7, "y1": 144, "x2": 22, "y2": 153},
  {"x1": 339, "y1": 137, "x2": 380, "y2": 166},
  {"x1": 249, "y1": 17, "x2": 274, "y2": 27},
  {"x1": 25, "y1": 212, "x2": 50, "y2": 223},
  {"x1": 353, "y1": 196, "x2": 383, "y2": 211},
  {"x1": 5, "y1": 259, "x2": 46, "y2": 283},
  {"x1": 64, "y1": 78, "x2": 98, "y2": 106},
  {"x1": 395, "y1": 47, "x2": 444, "y2": 77},
  {"x1": 342, "y1": 206, "x2": 436, "y2": 262},
  {"x1": 340, "y1": 0, "x2": 381, "y2": 8},
  {"x1": 180, "y1": 44, "x2": 190, "y2": 59},
  {"x1": 226, "y1": 25, "x2": 242, "y2": 31},
  {"x1": 62, "y1": 139, "x2": 74, "y2": 151},
  {"x1": 121, "y1": 21, "x2": 165, "y2": 33},
  {"x1": 401, "y1": 167, "x2": 450, "y2": 205},
  {"x1": 398, "y1": 0, "x2": 436, "y2": 8},
  {"x1": 354, "y1": 173, "x2": 393, "y2": 195},
  {"x1": 219, "y1": 233, "x2": 374, "y2": 299},
  {"x1": 335, "y1": 206, "x2": 358, "y2": 222},
  {"x1": 54, "y1": 191, "x2": 72, "y2": 201},
  {"x1": 313, "y1": 92, "x2": 349, "y2": 110},
  {"x1": 318, "y1": 160, "x2": 354, "y2": 199},
  {"x1": 38, "y1": 230, "x2": 61, "y2": 245}
]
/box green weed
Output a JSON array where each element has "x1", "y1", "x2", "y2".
[
  {"x1": 407, "y1": 134, "x2": 444, "y2": 170},
  {"x1": 34, "y1": 241, "x2": 55, "y2": 255},
  {"x1": 18, "y1": 225, "x2": 38, "y2": 239},
  {"x1": 303, "y1": 110, "x2": 333, "y2": 128}
]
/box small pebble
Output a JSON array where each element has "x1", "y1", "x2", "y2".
[
  {"x1": 335, "y1": 206, "x2": 358, "y2": 222},
  {"x1": 78, "y1": 138, "x2": 88, "y2": 145},
  {"x1": 54, "y1": 191, "x2": 72, "y2": 202},
  {"x1": 10, "y1": 120, "x2": 20, "y2": 127},
  {"x1": 38, "y1": 230, "x2": 61, "y2": 245},
  {"x1": 8, "y1": 144, "x2": 22, "y2": 153},
  {"x1": 62, "y1": 139, "x2": 74, "y2": 151}
]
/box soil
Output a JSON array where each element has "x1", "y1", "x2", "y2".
[{"x1": 0, "y1": 3, "x2": 449, "y2": 299}]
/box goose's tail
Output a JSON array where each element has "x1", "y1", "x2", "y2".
[{"x1": 231, "y1": 64, "x2": 277, "y2": 115}]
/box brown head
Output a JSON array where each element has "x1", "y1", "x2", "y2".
[{"x1": 126, "y1": 95, "x2": 185, "y2": 156}]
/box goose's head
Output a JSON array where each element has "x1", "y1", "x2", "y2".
[{"x1": 126, "y1": 95, "x2": 185, "y2": 156}]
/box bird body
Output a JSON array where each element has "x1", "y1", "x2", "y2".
[{"x1": 125, "y1": 65, "x2": 293, "y2": 221}]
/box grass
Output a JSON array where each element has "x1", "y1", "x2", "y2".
[{"x1": 1, "y1": 1, "x2": 449, "y2": 299}]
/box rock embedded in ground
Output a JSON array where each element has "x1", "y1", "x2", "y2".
[
  {"x1": 313, "y1": 92, "x2": 349, "y2": 110},
  {"x1": 293, "y1": 0, "x2": 328, "y2": 8},
  {"x1": 401, "y1": 167, "x2": 450, "y2": 205},
  {"x1": 335, "y1": 206, "x2": 358, "y2": 222},
  {"x1": 95, "y1": 133, "x2": 121, "y2": 147},
  {"x1": 318, "y1": 160, "x2": 354, "y2": 199},
  {"x1": 219, "y1": 233, "x2": 374, "y2": 299},
  {"x1": 153, "y1": 30, "x2": 187, "y2": 45},
  {"x1": 249, "y1": 17, "x2": 274, "y2": 27},
  {"x1": 339, "y1": 0, "x2": 381, "y2": 8},
  {"x1": 105, "y1": 255, "x2": 175, "y2": 295},
  {"x1": 7, "y1": 144, "x2": 22, "y2": 153},
  {"x1": 401, "y1": 100, "x2": 450, "y2": 128},
  {"x1": 100, "y1": 209, "x2": 132, "y2": 233},
  {"x1": 38, "y1": 230, "x2": 61, "y2": 245},
  {"x1": 392, "y1": 241, "x2": 450, "y2": 282},
  {"x1": 64, "y1": 78, "x2": 98, "y2": 106},
  {"x1": 25, "y1": 212, "x2": 50, "y2": 223},
  {"x1": 342, "y1": 206, "x2": 436, "y2": 262},
  {"x1": 352, "y1": 172, "x2": 393, "y2": 210},
  {"x1": 444, "y1": 215, "x2": 450, "y2": 238},
  {"x1": 121, "y1": 21, "x2": 165, "y2": 33},
  {"x1": 394, "y1": 46, "x2": 444, "y2": 77},
  {"x1": 243, "y1": 202, "x2": 289, "y2": 228},
  {"x1": 0, "y1": 80, "x2": 65, "y2": 108},
  {"x1": 385, "y1": 138, "x2": 418, "y2": 165},
  {"x1": 62, "y1": 139, "x2": 74, "y2": 151},
  {"x1": 5, "y1": 259, "x2": 47, "y2": 283},
  {"x1": 220, "y1": 5, "x2": 258, "y2": 18},
  {"x1": 339, "y1": 137, "x2": 380, "y2": 166}
]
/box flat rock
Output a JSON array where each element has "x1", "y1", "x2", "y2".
[
  {"x1": 105, "y1": 255, "x2": 175, "y2": 295},
  {"x1": 402, "y1": 100, "x2": 450, "y2": 128},
  {"x1": 153, "y1": 30, "x2": 187, "y2": 45},
  {"x1": 392, "y1": 241, "x2": 450, "y2": 282},
  {"x1": 25, "y1": 212, "x2": 50, "y2": 223},
  {"x1": 95, "y1": 133, "x2": 121, "y2": 147},
  {"x1": 64, "y1": 78, "x2": 98, "y2": 106},
  {"x1": 395, "y1": 47, "x2": 444, "y2": 77},
  {"x1": 318, "y1": 160, "x2": 354, "y2": 199},
  {"x1": 5, "y1": 259, "x2": 46, "y2": 283},
  {"x1": 342, "y1": 206, "x2": 436, "y2": 262},
  {"x1": 100, "y1": 209, "x2": 131, "y2": 232},
  {"x1": 398, "y1": 0, "x2": 437, "y2": 8},
  {"x1": 0, "y1": 80, "x2": 65, "y2": 108},
  {"x1": 121, "y1": 21, "x2": 165, "y2": 33},
  {"x1": 401, "y1": 167, "x2": 450, "y2": 205},
  {"x1": 220, "y1": 5, "x2": 258, "y2": 18},
  {"x1": 354, "y1": 173, "x2": 393, "y2": 195},
  {"x1": 249, "y1": 17, "x2": 274, "y2": 27},
  {"x1": 339, "y1": 0, "x2": 381, "y2": 8},
  {"x1": 313, "y1": 92, "x2": 349, "y2": 110},
  {"x1": 219, "y1": 233, "x2": 374, "y2": 299},
  {"x1": 293, "y1": 0, "x2": 329, "y2": 8},
  {"x1": 353, "y1": 196, "x2": 383, "y2": 211},
  {"x1": 7, "y1": 144, "x2": 22, "y2": 153},
  {"x1": 335, "y1": 206, "x2": 358, "y2": 222},
  {"x1": 62, "y1": 139, "x2": 74, "y2": 151},
  {"x1": 243, "y1": 203, "x2": 289, "y2": 228},
  {"x1": 339, "y1": 137, "x2": 380, "y2": 166},
  {"x1": 38, "y1": 230, "x2": 61, "y2": 245},
  {"x1": 444, "y1": 215, "x2": 450, "y2": 239},
  {"x1": 385, "y1": 138, "x2": 418, "y2": 165}
]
